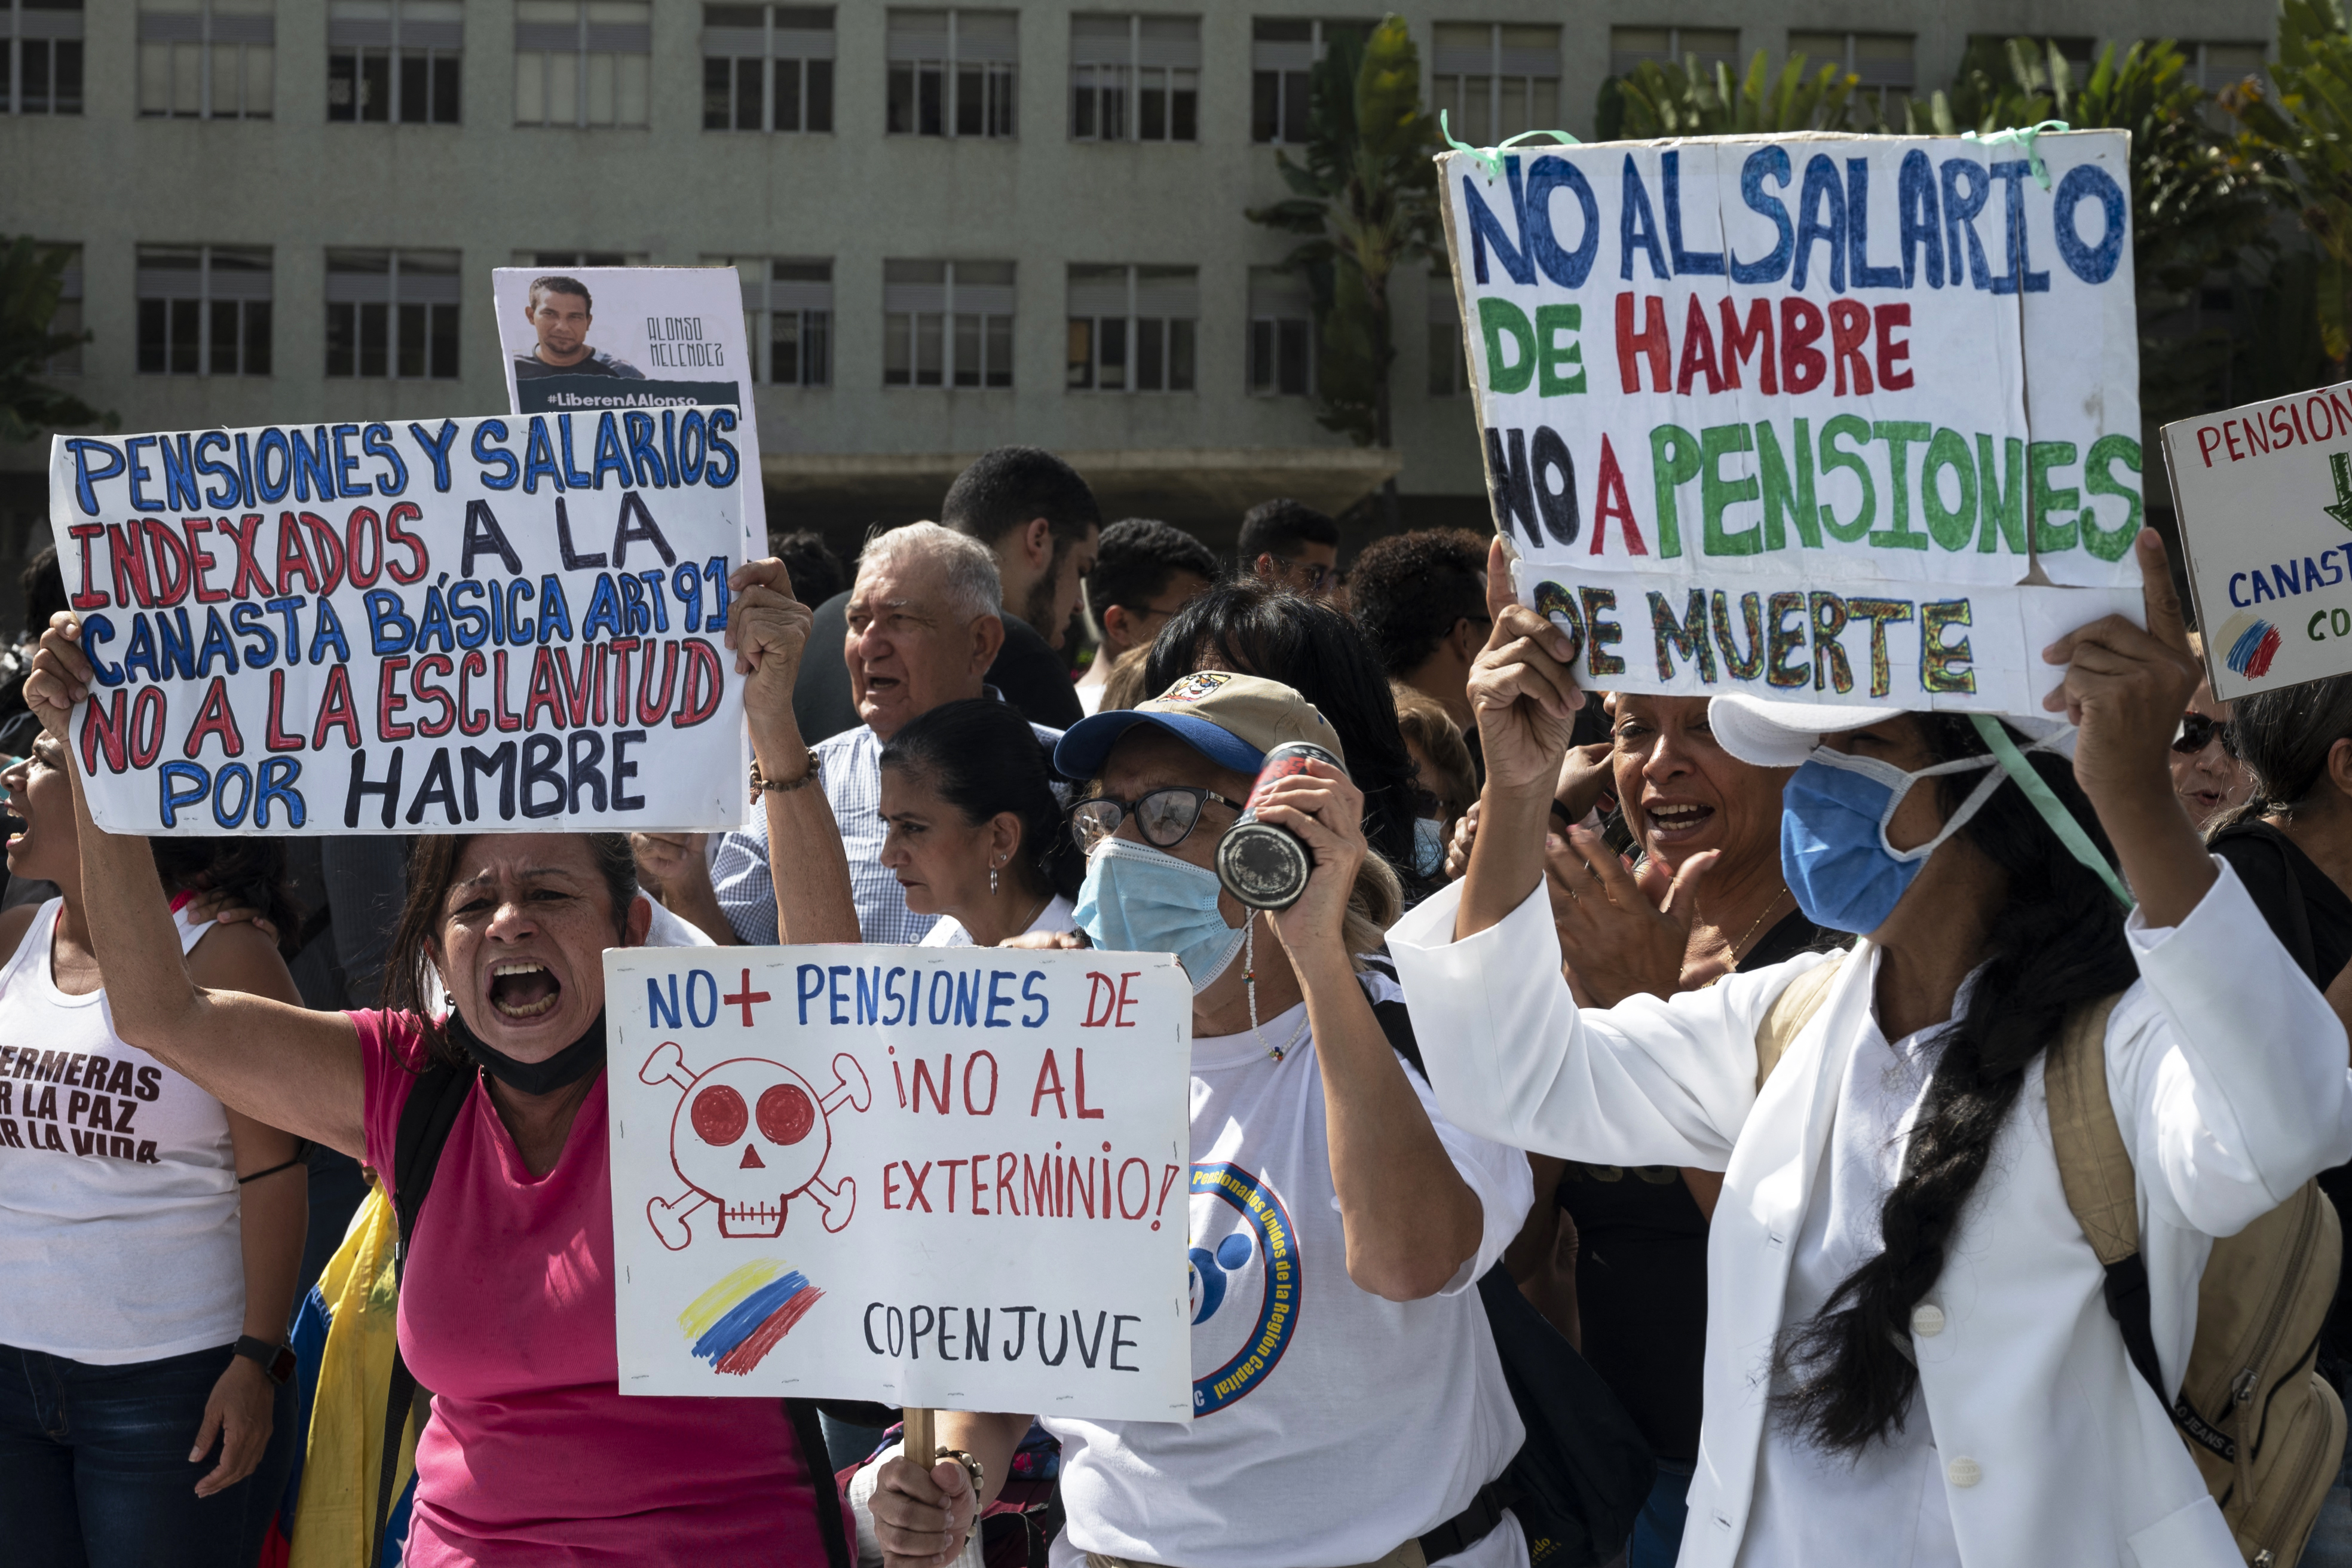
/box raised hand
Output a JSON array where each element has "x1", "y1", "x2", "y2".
[
  {"x1": 1547, "y1": 826, "x2": 1717, "y2": 1006},
  {"x1": 1467, "y1": 536, "x2": 1585, "y2": 797},
  {"x1": 1248, "y1": 756, "x2": 1369, "y2": 972},
  {"x1": 726, "y1": 557, "x2": 814, "y2": 769},
  {"x1": 2040, "y1": 528, "x2": 2213, "y2": 926},
  {"x1": 25, "y1": 612, "x2": 93, "y2": 742}
]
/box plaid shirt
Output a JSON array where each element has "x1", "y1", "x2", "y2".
[{"x1": 712, "y1": 713, "x2": 1063, "y2": 946}]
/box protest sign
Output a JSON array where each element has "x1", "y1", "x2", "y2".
[
  {"x1": 47, "y1": 409, "x2": 747, "y2": 835},
  {"x1": 2161, "y1": 381, "x2": 2352, "y2": 701},
  {"x1": 1439, "y1": 130, "x2": 2145, "y2": 713},
  {"x1": 606, "y1": 945, "x2": 1194, "y2": 1421},
  {"x1": 496, "y1": 267, "x2": 765, "y2": 559}
]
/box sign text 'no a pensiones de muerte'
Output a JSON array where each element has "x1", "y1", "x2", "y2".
[
  {"x1": 1440, "y1": 130, "x2": 2146, "y2": 712},
  {"x1": 48, "y1": 409, "x2": 746, "y2": 835}
]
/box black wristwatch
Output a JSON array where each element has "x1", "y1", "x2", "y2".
[{"x1": 234, "y1": 1334, "x2": 298, "y2": 1386}]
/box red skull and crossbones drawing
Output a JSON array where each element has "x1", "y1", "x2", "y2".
[{"x1": 638, "y1": 1042, "x2": 871, "y2": 1250}]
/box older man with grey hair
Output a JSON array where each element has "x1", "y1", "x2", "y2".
[{"x1": 663, "y1": 522, "x2": 1060, "y2": 945}]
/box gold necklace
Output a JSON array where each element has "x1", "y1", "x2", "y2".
[{"x1": 1719, "y1": 886, "x2": 1789, "y2": 974}]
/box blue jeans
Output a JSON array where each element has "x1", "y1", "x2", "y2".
[
  {"x1": 0, "y1": 1342, "x2": 299, "y2": 1568},
  {"x1": 1625, "y1": 1462, "x2": 1693, "y2": 1568}
]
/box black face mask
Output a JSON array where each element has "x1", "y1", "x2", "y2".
[{"x1": 448, "y1": 1006, "x2": 607, "y2": 1095}]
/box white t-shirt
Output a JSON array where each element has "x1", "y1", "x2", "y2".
[
  {"x1": 1042, "y1": 972, "x2": 1535, "y2": 1568},
  {"x1": 919, "y1": 895, "x2": 1077, "y2": 949},
  {"x1": 1740, "y1": 1006, "x2": 1961, "y2": 1568},
  {"x1": 0, "y1": 898, "x2": 246, "y2": 1363}
]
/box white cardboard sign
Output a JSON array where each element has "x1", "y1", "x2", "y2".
[
  {"x1": 2161, "y1": 381, "x2": 2352, "y2": 700},
  {"x1": 606, "y1": 945, "x2": 1195, "y2": 1422},
  {"x1": 1439, "y1": 130, "x2": 2146, "y2": 713},
  {"x1": 495, "y1": 265, "x2": 765, "y2": 561},
  {"x1": 47, "y1": 412, "x2": 745, "y2": 834}
]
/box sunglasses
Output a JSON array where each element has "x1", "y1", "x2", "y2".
[
  {"x1": 1071, "y1": 786, "x2": 1245, "y2": 855},
  {"x1": 2172, "y1": 713, "x2": 2238, "y2": 758}
]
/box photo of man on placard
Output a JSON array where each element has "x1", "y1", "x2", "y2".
[{"x1": 512, "y1": 274, "x2": 647, "y2": 384}]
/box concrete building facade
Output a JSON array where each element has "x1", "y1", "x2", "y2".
[{"x1": 1, "y1": 0, "x2": 2278, "y2": 621}]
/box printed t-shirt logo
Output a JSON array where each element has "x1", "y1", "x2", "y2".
[
  {"x1": 1158, "y1": 672, "x2": 1233, "y2": 705},
  {"x1": 1187, "y1": 1160, "x2": 1298, "y2": 1415}
]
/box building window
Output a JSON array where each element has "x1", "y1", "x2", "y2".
[
  {"x1": 1252, "y1": 19, "x2": 1366, "y2": 143},
  {"x1": 517, "y1": 249, "x2": 647, "y2": 266},
  {"x1": 887, "y1": 10, "x2": 1016, "y2": 138},
  {"x1": 515, "y1": 0, "x2": 649, "y2": 128},
  {"x1": 703, "y1": 5, "x2": 833, "y2": 132},
  {"x1": 1607, "y1": 26, "x2": 1738, "y2": 81},
  {"x1": 1070, "y1": 13, "x2": 1198, "y2": 142},
  {"x1": 136, "y1": 246, "x2": 272, "y2": 376},
  {"x1": 1787, "y1": 31, "x2": 1912, "y2": 115},
  {"x1": 1247, "y1": 267, "x2": 1312, "y2": 396},
  {"x1": 1429, "y1": 23, "x2": 1558, "y2": 143},
  {"x1": 3, "y1": 1, "x2": 84, "y2": 115},
  {"x1": 139, "y1": 0, "x2": 275, "y2": 120},
  {"x1": 325, "y1": 249, "x2": 460, "y2": 379},
  {"x1": 44, "y1": 242, "x2": 82, "y2": 373},
  {"x1": 1067, "y1": 265, "x2": 1196, "y2": 391},
  {"x1": 1427, "y1": 267, "x2": 1462, "y2": 397},
  {"x1": 2186, "y1": 39, "x2": 2267, "y2": 91},
  {"x1": 1963, "y1": 32, "x2": 2094, "y2": 73},
  {"x1": 328, "y1": 0, "x2": 461, "y2": 124},
  {"x1": 716, "y1": 256, "x2": 833, "y2": 385},
  {"x1": 884, "y1": 259, "x2": 1013, "y2": 388}
]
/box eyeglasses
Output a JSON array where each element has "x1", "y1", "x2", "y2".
[
  {"x1": 1269, "y1": 555, "x2": 1334, "y2": 591},
  {"x1": 1070, "y1": 786, "x2": 1245, "y2": 854},
  {"x1": 2173, "y1": 713, "x2": 2238, "y2": 758}
]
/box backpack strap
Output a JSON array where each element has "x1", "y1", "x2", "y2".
[
  {"x1": 781, "y1": 1398, "x2": 855, "y2": 1568},
  {"x1": 2041, "y1": 996, "x2": 2176, "y2": 1411},
  {"x1": 1754, "y1": 954, "x2": 1846, "y2": 1089},
  {"x1": 369, "y1": 1058, "x2": 476, "y2": 1568}
]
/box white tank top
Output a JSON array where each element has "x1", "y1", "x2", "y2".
[{"x1": 0, "y1": 898, "x2": 247, "y2": 1363}]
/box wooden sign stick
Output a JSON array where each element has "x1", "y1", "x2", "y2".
[{"x1": 902, "y1": 1407, "x2": 938, "y2": 1471}]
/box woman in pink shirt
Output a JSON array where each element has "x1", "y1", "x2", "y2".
[{"x1": 21, "y1": 560, "x2": 862, "y2": 1567}]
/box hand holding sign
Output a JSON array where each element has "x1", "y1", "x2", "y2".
[
  {"x1": 1469, "y1": 536, "x2": 1585, "y2": 797},
  {"x1": 26, "y1": 614, "x2": 90, "y2": 743},
  {"x1": 2039, "y1": 527, "x2": 2215, "y2": 929},
  {"x1": 726, "y1": 557, "x2": 813, "y2": 764}
]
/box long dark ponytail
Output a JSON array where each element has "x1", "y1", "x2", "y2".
[{"x1": 1771, "y1": 714, "x2": 2140, "y2": 1451}]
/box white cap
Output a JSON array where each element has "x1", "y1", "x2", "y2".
[{"x1": 1708, "y1": 694, "x2": 2078, "y2": 768}]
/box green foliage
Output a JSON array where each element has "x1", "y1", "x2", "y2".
[
  {"x1": 1246, "y1": 14, "x2": 1438, "y2": 448},
  {"x1": 0, "y1": 236, "x2": 111, "y2": 445},
  {"x1": 1899, "y1": 38, "x2": 2283, "y2": 421},
  {"x1": 1600, "y1": 50, "x2": 1870, "y2": 140},
  {"x1": 2229, "y1": 0, "x2": 2352, "y2": 363}
]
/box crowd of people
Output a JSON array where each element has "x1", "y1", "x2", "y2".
[{"x1": 5, "y1": 440, "x2": 2352, "y2": 1568}]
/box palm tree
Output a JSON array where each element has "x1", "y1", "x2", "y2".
[
  {"x1": 1, "y1": 236, "x2": 111, "y2": 443},
  {"x1": 1247, "y1": 15, "x2": 1440, "y2": 523}
]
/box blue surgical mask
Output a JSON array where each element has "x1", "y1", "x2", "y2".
[
  {"x1": 1074, "y1": 837, "x2": 1248, "y2": 994},
  {"x1": 1413, "y1": 816, "x2": 1447, "y2": 878},
  {"x1": 1780, "y1": 747, "x2": 2015, "y2": 936}
]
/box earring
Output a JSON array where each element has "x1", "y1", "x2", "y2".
[{"x1": 990, "y1": 863, "x2": 1000, "y2": 896}]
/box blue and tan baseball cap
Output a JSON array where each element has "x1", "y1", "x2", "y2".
[{"x1": 1053, "y1": 670, "x2": 1346, "y2": 779}]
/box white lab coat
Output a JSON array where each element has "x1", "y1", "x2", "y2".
[{"x1": 1386, "y1": 861, "x2": 2352, "y2": 1568}]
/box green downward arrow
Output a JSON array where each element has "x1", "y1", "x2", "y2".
[{"x1": 2329, "y1": 452, "x2": 2352, "y2": 531}]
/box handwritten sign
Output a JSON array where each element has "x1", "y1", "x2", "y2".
[
  {"x1": 495, "y1": 265, "x2": 765, "y2": 561},
  {"x1": 1439, "y1": 131, "x2": 2145, "y2": 712},
  {"x1": 47, "y1": 410, "x2": 745, "y2": 834},
  {"x1": 2161, "y1": 379, "x2": 2352, "y2": 700},
  {"x1": 607, "y1": 945, "x2": 1193, "y2": 1421}
]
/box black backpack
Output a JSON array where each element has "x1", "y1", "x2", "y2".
[
  {"x1": 1360, "y1": 959, "x2": 1656, "y2": 1567},
  {"x1": 370, "y1": 1060, "x2": 855, "y2": 1568}
]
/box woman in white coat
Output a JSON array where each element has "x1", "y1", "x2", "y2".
[{"x1": 1386, "y1": 530, "x2": 2352, "y2": 1568}]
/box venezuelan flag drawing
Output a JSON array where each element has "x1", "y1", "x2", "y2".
[
  {"x1": 679, "y1": 1260, "x2": 823, "y2": 1375},
  {"x1": 2221, "y1": 611, "x2": 2283, "y2": 680}
]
